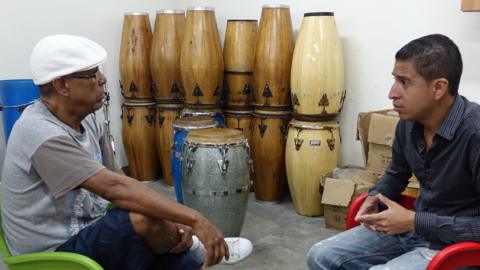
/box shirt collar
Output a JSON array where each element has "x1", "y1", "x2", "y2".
[
  {"x1": 436, "y1": 95, "x2": 464, "y2": 140},
  {"x1": 408, "y1": 95, "x2": 464, "y2": 141}
]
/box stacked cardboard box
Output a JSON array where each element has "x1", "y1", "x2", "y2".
[{"x1": 321, "y1": 110, "x2": 420, "y2": 230}]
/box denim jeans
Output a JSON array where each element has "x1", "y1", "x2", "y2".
[{"x1": 307, "y1": 225, "x2": 434, "y2": 270}]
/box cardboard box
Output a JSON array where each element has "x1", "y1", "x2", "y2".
[
  {"x1": 462, "y1": 0, "x2": 480, "y2": 11},
  {"x1": 321, "y1": 167, "x2": 379, "y2": 230}
]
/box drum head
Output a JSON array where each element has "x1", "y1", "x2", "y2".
[
  {"x1": 288, "y1": 119, "x2": 339, "y2": 130},
  {"x1": 187, "y1": 128, "x2": 245, "y2": 144},
  {"x1": 173, "y1": 116, "x2": 216, "y2": 130}
]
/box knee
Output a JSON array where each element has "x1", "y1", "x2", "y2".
[{"x1": 306, "y1": 241, "x2": 334, "y2": 270}]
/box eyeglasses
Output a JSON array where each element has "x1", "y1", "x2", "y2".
[{"x1": 63, "y1": 68, "x2": 100, "y2": 80}]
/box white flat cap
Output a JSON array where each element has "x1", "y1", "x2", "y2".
[{"x1": 30, "y1": 34, "x2": 107, "y2": 85}]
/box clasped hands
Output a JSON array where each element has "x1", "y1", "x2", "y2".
[{"x1": 355, "y1": 193, "x2": 415, "y2": 235}]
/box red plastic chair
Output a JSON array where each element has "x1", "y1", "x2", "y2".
[{"x1": 346, "y1": 192, "x2": 480, "y2": 270}]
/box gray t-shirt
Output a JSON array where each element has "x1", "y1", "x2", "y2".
[{"x1": 1, "y1": 101, "x2": 119, "y2": 255}]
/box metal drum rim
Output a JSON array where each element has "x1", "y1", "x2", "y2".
[
  {"x1": 227, "y1": 19, "x2": 258, "y2": 22},
  {"x1": 288, "y1": 119, "x2": 340, "y2": 130},
  {"x1": 262, "y1": 4, "x2": 290, "y2": 8},
  {"x1": 183, "y1": 139, "x2": 248, "y2": 148},
  {"x1": 187, "y1": 6, "x2": 215, "y2": 11},
  {"x1": 156, "y1": 9, "x2": 185, "y2": 14},
  {"x1": 304, "y1": 12, "x2": 334, "y2": 17},
  {"x1": 124, "y1": 12, "x2": 149, "y2": 16}
]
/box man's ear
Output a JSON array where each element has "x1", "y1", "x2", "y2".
[
  {"x1": 51, "y1": 78, "x2": 70, "y2": 96},
  {"x1": 432, "y1": 78, "x2": 449, "y2": 101}
]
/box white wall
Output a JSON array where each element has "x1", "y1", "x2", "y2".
[{"x1": 1, "y1": 0, "x2": 480, "y2": 175}]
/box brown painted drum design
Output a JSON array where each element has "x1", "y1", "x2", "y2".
[
  {"x1": 119, "y1": 13, "x2": 153, "y2": 101},
  {"x1": 251, "y1": 109, "x2": 291, "y2": 202},
  {"x1": 291, "y1": 12, "x2": 345, "y2": 120},
  {"x1": 180, "y1": 7, "x2": 224, "y2": 108},
  {"x1": 285, "y1": 119, "x2": 341, "y2": 216},
  {"x1": 121, "y1": 102, "x2": 159, "y2": 181},
  {"x1": 223, "y1": 20, "x2": 258, "y2": 109},
  {"x1": 154, "y1": 103, "x2": 183, "y2": 186},
  {"x1": 253, "y1": 5, "x2": 294, "y2": 110},
  {"x1": 151, "y1": 10, "x2": 185, "y2": 103}
]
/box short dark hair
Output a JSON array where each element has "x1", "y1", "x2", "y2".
[{"x1": 395, "y1": 34, "x2": 462, "y2": 96}]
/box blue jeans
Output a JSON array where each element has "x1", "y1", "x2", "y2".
[{"x1": 307, "y1": 225, "x2": 433, "y2": 270}]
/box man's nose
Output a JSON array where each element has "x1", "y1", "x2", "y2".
[{"x1": 388, "y1": 83, "x2": 399, "y2": 100}]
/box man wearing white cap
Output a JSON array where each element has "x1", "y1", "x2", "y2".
[{"x1": 1, "y1": 34, "x2": 252, "y2": 270}]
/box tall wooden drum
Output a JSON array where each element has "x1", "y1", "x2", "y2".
[
  {"x1": 291, "y1": 12, "x2": 345, "y2": 120},
  {"x1": 121, "y1": 102, "x2": 158, "y2": 181},
  {"x1": 224, "y1": 110, "x2": 253, "y2": 144},
  {"x1": 253, "y1": 5, "x2": 294, "y2": 110},
  {"x1": 151, "y1": 10, "x2": 185, "y2": 103},
  {"x1": 251, "y1": 109, "x2": 291, "y2": 202},
  {"x1": 119, "y1": 13, "x2": 153, "y2": 101},
  {"x1": 223, "y1": 20, "x2": 258, "y2": 109},
  {"x1": 180, "y1": 7, "x2": 223, "y2": 108},
  {"x1": 154, "y1": 103, "x2": 183, "y2": 186},
  {"x1": 182, "y1": 128, "x2": 251, "y2": 236},
  {"x1": 285, "y1": 120, "x2": 341, "y2": 216}
]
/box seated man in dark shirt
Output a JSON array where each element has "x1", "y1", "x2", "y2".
[{"x1": 307, "y1": 33, "x2": 480, "y2": 270}]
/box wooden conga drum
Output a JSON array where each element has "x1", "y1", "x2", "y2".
[
  {"x1": 253, "y1": 5, "x2": 294, "y2": 110},
  {"x1": 224, "y1": 109, "x2": 253, "y2": 144},
  {"x1": 121, "y1": 102, "x2": 158, "y2": 181},
  {"x1": 285, "y1": 119, "x2": 341, "y2": 216},
  {"x1": 251, "y1": 109, "x2": 291, "y2": 202},
  {"x1": 154, "y1": 103, "x2": 183, "y2": 186},
  {"x1": 119, "y1": 13, "x2": 153, "y2": 101},
  {"x1": 291, "y1": 12, "x2": 345, "y2": 120},
  {"x1": 151, "y1": 10, "x2": 185, "y2": 103},
  {"x1": 223, "y1": 20, "x2": 258, "y2": 109},
  {"x1": 180, "y1": 7, "x2": 223, "y2": 108}
]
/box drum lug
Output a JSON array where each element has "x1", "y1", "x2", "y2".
[
  {"x1": 243, "y1": 84, "x2": 252, "y2": 95},
  {"x1": 129, "y1": 81, "x2": 138, "y2": 98},
  {"x1": 214, "y1": 86, "x2": 222, "y2": 96},
  {"x1": 151, "y1": 83, "x2": 158, "y2": 97},
  {"x1": 223, "y1": 83, "x2": 230, "y2": 94},
  {"x1": 339, "y1": 89, "x2": 347, "y2": 112},
  {"x1": 119, "y1": 80, "x2": 125, "y2": 98},
  {"x1": 127, "y1": 114, "x2": 134, "y2": 126},
  {"x1": 158, "y1": 115, "x2": 165, "y2": 127},
  {"x1": 262, "y1": 84, "x2": 272, "y2": 106},
  {"x1": 171, "y1": 82, "x2": 180, "y2": 94},
  {"x1": 280, "y1": 125, "x2": 289, "y2": 139},
  {"x1": 294, "y1": 138, "x2": 304, "y2": 151},
  {"x1": 185, "y1": 158, "x2": 195, "y2": 175},
  {"x1": 145, "y1": 111, "x2": 155, "y2": 126},
  {"x1": 217, "y1": 145, "x2": 230, "y2": 175},
  {"x1": 318, "y1": 93, "x2": 329, "y2": 115},
  {"x1": 193, "y1": 83, "x2": 203, "y2": 97},
  {"x1": 327, "y1": 128, "x2": 336, "y2": 151},
  {"x1": 292, "y1": 93, "x2": 300, "y2": 106},
  {"x1": 258, "y1": 123, "x2": 267, "y2": 138}
]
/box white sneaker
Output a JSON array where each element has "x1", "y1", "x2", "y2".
[
  {"x1": 190, "y1": 236, "x2": 253, "y2": 265},
  {"x1": 221, "y1": 237, "x2": 253, "y2": 265}
]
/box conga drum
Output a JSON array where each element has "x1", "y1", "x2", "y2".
[
  {"x1": 121, "y1": 102, "x2": 158, "y2": 181},
  {"x1": 251, "y1": 109, "x2": 291, "y2": 202},
  {"x1": 180, "y1": 7, "x2": 223, "y2": 108},
  {"x1": 291, "y1": 12, "x2": 345, "y2": 120},
  {"x1": 182, "y1": 128, "x2": 251, "y2": 236},
  {"x1": 119, "y1": 13, "x2": 153, "y2": 101},
  {"x1": 151, "y1": 10, "x2": 185, "y2": 103},
  {"x1": 223, "y1": 20, "x2": 257, "y2": 109},
  {"x1": 223, "y1": 109, "x2": 253, "y2": 143},
  {"x1": 253, "y1": 5, "x2": 294, "y2": 110},
  {"x1": 172, "y1": 117, "x2": 217, "y2": 203},
  {"x1": 285, "y1": 119, "x2": 341, "y2": 216},
  {"x1": 154, "y1": 103, "x2": 183, "y2": 186},
  {"x1": 180, "y1": 107, "x2": 225, "y2": 128}
]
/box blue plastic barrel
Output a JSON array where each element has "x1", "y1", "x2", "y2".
[{"x1": 0, "y1": 79, "x2": 40, "y2": 142}]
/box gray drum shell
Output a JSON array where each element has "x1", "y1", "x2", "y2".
[{"x1": 182, "y1": 141, "x2": 250, "y2": 237}]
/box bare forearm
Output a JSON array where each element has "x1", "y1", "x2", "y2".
[{"x1": 81, "y1": 168, "x2": 202, "y2": 228}]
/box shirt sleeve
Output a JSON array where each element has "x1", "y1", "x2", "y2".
[
  {"x1": 368, "y1": 121, "x2": 412, "y2": 199},
  {"x1": 31, "y1": 135, "x2": 105, "y2": 199}
]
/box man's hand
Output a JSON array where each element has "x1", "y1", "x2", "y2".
[
  {"x1": 169, "y1": 223, "x2": 194, "y2": 253},
  {"x1": 356, "y1": 193, "x2": 415, "y2": 235},
  {"x1": 354, "y1": 195, "x2": 380, "y2": 231},
  {"x1": 192, "y1": 215, "x2": 229, "y2": 267}
]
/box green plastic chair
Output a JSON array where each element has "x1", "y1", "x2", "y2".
[{"x1": 0, "y1": 185, "x2": 104, "y2": 270}]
